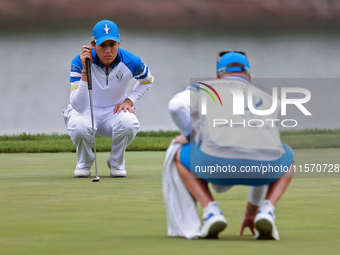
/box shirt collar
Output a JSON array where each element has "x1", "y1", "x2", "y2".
[{"x1": 224, "y1": 75, "x2": 248, "y2": 81}]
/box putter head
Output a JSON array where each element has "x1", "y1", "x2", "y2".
[{"x1": 91, "y1": 177, "x2": 100, "y2": 182}]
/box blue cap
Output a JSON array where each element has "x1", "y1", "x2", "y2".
[
  {"x1": 92, "y1": 20, "x2": 121, "y2": 45},
  {"x1": 216, "y1": 52, "x2": 250, "y2": 76}
]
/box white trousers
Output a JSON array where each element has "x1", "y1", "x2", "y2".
[{"x1": 63, "y1": 105, "x2": 140, "y2": 170}]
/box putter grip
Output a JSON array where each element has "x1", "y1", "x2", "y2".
[{"x1": 85, "y1": 58, "x2": 92, "y2": 90}]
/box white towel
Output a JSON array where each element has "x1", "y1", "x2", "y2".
[{"x1": 162, "y1": 141, "x2": 202, "y2": 239}]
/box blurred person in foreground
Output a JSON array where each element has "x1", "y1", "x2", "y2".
[
  {"x1": 164, "y1": 51, "x2": 294, "y2": 240},
  {"x1": 62, "y1": 19, "x2": 154, "y2": 178}
]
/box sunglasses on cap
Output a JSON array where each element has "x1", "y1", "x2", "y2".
[
  {"x1": 217, "y1": 50, "x2": 250, "y2": 75},
  {"x1": 217, "y1": 50, "x2": 248, "y2": 61}
]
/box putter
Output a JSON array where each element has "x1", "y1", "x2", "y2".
[{"x1": 86, "y1": 58, "x2": 100, "y2": 182}]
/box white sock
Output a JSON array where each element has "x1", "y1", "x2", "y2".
[{"x1": 248, "y1": 185, "x2": 268, "y2": 206}]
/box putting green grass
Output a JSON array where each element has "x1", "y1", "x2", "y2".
[{"x1": 0, "y1": 149, "x2": 339, "y2": 255}]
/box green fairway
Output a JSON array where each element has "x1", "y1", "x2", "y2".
[
  {"x1": 0, "y1": 149, "x2": 340, "y2": 255},
  {"x1": 1, "y1": 129, "x2": 340, "y2": 153}
]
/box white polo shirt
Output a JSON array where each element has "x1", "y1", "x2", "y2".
[{"x1": 69, "y1": 48, "x2": 154, "y2": 112}]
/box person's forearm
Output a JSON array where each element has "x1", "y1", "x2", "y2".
[
  {"x1": 127, "y1": 81, "x2": 152, "y2": 104},
  {"x1": 80, "y1": 69, "x2": 88, "y2": 83},
  {"x1": 70, "y1": 80, "x2": 89, "y2": 113}
]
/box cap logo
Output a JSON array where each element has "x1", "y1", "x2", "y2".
[{"x1": 103, "y1": 24, "x2": 110, "y2": 34}]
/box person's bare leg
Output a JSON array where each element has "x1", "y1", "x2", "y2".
[
  {"x1": 265, "y1": 161, "x2": 295, "y2": 206},
  {"x1": 175, "y1": 150, "x2": 213, "y2": 208},
  {"x1": 175, "y1": 149, "x2": 227, "y2": 238},
  {"x1": 254, "y1": 161, "x2": 295, "y2": 240}
]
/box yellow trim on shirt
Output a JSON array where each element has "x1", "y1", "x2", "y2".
[
  {"x1": 71, "y1": 85, "x2": 79, "y2": 91},
  {"x1": 140, "y1": 74, "x2": 153, "y2": 84}
]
